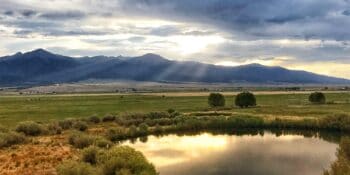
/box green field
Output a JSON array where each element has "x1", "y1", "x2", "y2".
[{"x1": 0, "y1": 92, "x2": 350, "y2": 127}]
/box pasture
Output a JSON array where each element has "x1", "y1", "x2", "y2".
[{"x1": 0, "y1": 92, "x2": 350, "y2": 127}]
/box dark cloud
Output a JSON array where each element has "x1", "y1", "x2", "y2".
[
  {"x1": 149, "y1": 26, "x2": 181, "y2": 36},
  {"x1": 39, "y1": 11, "x2": 85, "y2": 20},
  {"x1": 21, "y1": 10, "x2": 36, "y2": 17},
  {"x1": 117, "y1": 0, "x2": 350, "y2": 40},
  {"x1": 4, "y1": 10, "x2": 14, "y2": 16},
  {"x1": 343, "y1": 10, "x2": 350, "y2": 16}
]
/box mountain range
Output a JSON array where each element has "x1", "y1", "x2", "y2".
[{"x1": 0, "y1": 49, "x2": 349, "y2": 87}]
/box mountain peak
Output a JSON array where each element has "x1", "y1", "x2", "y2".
[
  {"x1": 244, "y1": 63, "x2": 265, "y2": 67},
  {"x1": 141, "y1": 53, "x2": 163, "y2": 59},
  {"x1": 30, "y1": 48, "x2": 52, "y2": 55},
  {"x1": 134, "y1": 53, "x2": 168, "y2": 63},
  {"x1": 13, "y1": 52, "x2": 23, "y2": 57}
]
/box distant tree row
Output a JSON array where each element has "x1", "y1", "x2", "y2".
[
  {"x1": 208, "y1": 91, "x2": 327, "y2": 108},
  {"x1": 208, "y1": 91, "x2": 256, "y2": 108}
]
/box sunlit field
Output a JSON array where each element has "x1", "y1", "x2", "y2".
[{"x1": 1, "y1": 92, "x2": 349, "y2": 127}]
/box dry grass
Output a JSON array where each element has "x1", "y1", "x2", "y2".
[{"x1": 0, "y1": 135, "x2": 78, "y2": 175}]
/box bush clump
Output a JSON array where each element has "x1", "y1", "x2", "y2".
[
  {"x1": 0, "y1": 125, "x2": 8, "y2": 133},
  {"x1": 0, "y1": 131, "x2": 26, "y2": 148},
  {"x1": 73, "y1": 121, "x2": 89, "y2": 131},
  {"x1": 235, "y1": 92, "x2": 256, "y2": 108},
  {"x1": 98, "y1": 146, "x2": 157, "y2": 175},
  {"x1": 57, "y1": 160, "x2": 96, "y2": 175},
  {"x1": 167, "y1": 108, "x2": 175, "y2": 114},
  {"x1": 309, "y1": 92, "x2": 326, "y2": 104},
  {"x1": 324, "y1": 137, "x2": 350, "y2": 175},
  {"x1": 58, "y1": 119, "x2": 75, "y2": 130},
  {"x1": 106, "y1": 127, "x2": 127, "y2": 141},
  {"x1": 319, "y1": 114, "x2": 350, "y2": 131},
  {"x1": 102, "y1": 115, "x2": 116, "y2": 122},
  {"x1": 138, "y1": 123, "x2": 149, "y2": 136},
  {"x1": 154, "y1": 124, "x2": 163, "y2": 134},
  {"x1": 68, "y1": 132, "x2": 94, "y2": 149},
  {"x1": 57, "y1": 146, "x2": 157, "y2": 175},
  {"x1": 88, "y1": 116, "x2": 101, "y2": 124},
  {"x1": 95, "y1": 137, "x2": 113, "y2": 149},
  {"x1": 208, "y1": 93, "x2": 225, "y2": 107},
  {"x1": 127, "y1": 125, "x2": 138, "y2": 137},
  {"x1": 15, "y1": 121, "x2": 45, "y2": 136},
  {"x1": 82, "y1": 146, "x2": 100, "y2": 165},
  {"x1": 47, "y1": 122, "x2": 63, "y2": 135}
]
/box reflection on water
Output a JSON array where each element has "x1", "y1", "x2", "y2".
[{"x1": 123, "y1": 131, "x2": 339, "y2": 175}]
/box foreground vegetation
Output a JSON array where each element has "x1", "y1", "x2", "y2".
[
  {"x1": 1, "y1": 91, "x2": 350, "y2": 174},
  {"x1": 0, "y1": 92, "x2": 350, "y2": 127},
  {"x1": 1, "y1": 109, "x2": 350, "y2": 174},
  {"x1": 324, "y1": 136, "x2": 350, "y2": 175},
  {"x1": 57, "y1": 146, "x2": 157, "y2": 175}
]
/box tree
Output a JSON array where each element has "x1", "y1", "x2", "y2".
[
  {"x1": 208, "y1": 93, "x2": 225, "y2": 107},
  {"x1": 309, "y1": 92, "x2": 326, "y2": 104},
  {"x1": 235, "y1": 92, "x2": 256, "y2": 108}
]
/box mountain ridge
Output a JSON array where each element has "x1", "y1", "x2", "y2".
[{"x1": 0, "y1": 49, "x2": 349, "y2": 86}]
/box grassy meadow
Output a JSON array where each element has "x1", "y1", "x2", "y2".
[{"x1": 0, "y1": 92, "x2": 350, "y2": 127}]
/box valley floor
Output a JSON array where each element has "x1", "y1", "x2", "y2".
[{"x1": 0, "y1": 91, "x2": 349, "y2": 127}]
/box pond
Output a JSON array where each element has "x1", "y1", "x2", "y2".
[{"x1": 123, "y1": 130, "x2": 341, "y2": 175}]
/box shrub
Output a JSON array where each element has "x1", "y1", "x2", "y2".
[
  {"x1": 340, "y1": 137, "x2": 350, "y2": 160},
  {"x1": 0, "y1": 132, "x2": 26, "y2": 148},
  {"x1": 309, "y1": 92, "x2": 326, "y2": 104},
  {"x1": 235, "y1": 92, "x2": 256, "y2": 108},
  {"x1": 127, "y1": 125, "x2": 138, "y2": 137},
  {"x1": 59, "y1": 119, "x2": 75, "y2": 130},
  {"x1": 145, "y1": 118, "x2": 157, "y2": 127},
  {"x1": 146, "y1": 112, "x2": 170, "y2": 119},
  {"x1": 82, "y1": 146, "x2": 100, "y2": 165},
  {"x1": 58, "y1": 146, "x2": 157, "y2": 175},
  {"x1": 88, "y1": 116, "x2": 101, "y2": 124},
  {"x1": 154, "y1": 124, "x2": 163, "y2": 134},
  {"x1": 319, "y1": 114, "x2": 350, "y2": 131},
  {"x1": 68, "y1": 132, "x2": 94, "y2": 149},
  {"x1": 102, "y1": 115, "x2": 116, "y2": 122},
  {"x1": 97, "y1": 146, "x2": 157, "y2": 175},
  {"x1": 15, "y1": 121, "x2": 44, "y2": 136},
  {"x1": 138, "y1": 123, "x2": 149, "y2": 136},
  {"x1": 56, "y1": 160, "x2": 96, "y2": 175},
  {"x1": 154, "y1": 118, "x2": 173, "y2": 126},
  {"x1": 73, "y1": 121, "x2": 89, "y2": 131},
  {"x1": 47, "y1": 122, "x2": 62, "y2": 135},
  {"x1": 0, "y1": 125, "x2": 8, "y2": 133},
  {"x1": 208, "y1": 93, "x2": 225, "y2": 107},
  {"x1": 170, "y1": 111, "x2": 180, "y2": 118},
  {"x1": 95, "y1": 137, "x2": 113, "y2": 149},
  {"x1": 167, "y1": 108, "x2": 175, "y2": 114},
  {"x1": 324, "y1": 137, "x2": 350, "y2": 175},
  {"x1": 106, "y1": 127, "x2": 127, "y2": 141}
]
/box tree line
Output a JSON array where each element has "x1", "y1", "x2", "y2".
[{"x1": 208, "y1": 91, "x2": 327, "y2": 108}]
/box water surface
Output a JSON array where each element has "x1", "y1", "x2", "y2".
[{"x1": 123, "y1": 131, "x2": 339, "y2": 175}]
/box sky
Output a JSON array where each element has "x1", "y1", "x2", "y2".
[{"x1": 0, "y1": 0, "x2": 350, "y2": 79}]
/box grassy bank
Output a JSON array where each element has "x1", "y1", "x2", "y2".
[
  {"x1": 1, "y1": 110, "x2": 350, "y2": 174},
  {"x1": 0, "y1": 92, "x2": 350, "y2": 127}
]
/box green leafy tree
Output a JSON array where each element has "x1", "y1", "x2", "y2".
[
  {"x1": 235, "y1": 92, "x2": 256, "y2": 108},
  {"x1": 208, "y1": 93, "x2": 225, "y2": 107},
  {"x1": 309, "y1": 92, "x2": 326, "y2": 104}
]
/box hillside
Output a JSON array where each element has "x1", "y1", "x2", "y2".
[{"x1": 0, "y1": 49, "x2": 349, "y2": 86}]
